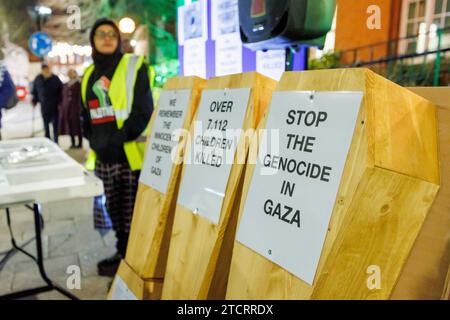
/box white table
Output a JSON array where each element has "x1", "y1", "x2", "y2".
[{"x1": 0, "y1": 138, "x2": 104, "y2": 300}]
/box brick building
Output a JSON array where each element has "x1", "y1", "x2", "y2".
[{"x1": 334, "y1": 0, "x2": 449, "y2": 60}]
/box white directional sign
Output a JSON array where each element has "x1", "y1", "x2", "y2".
[
  {"x1": 236, "y1": 91, "x2": 363, "y2": 285},
  {"x1": 178, "y1": 88, "x2": 251, "y2": 225},
  {"x1": 140, "y1": 89, "x2": 191, "y2": 194}
]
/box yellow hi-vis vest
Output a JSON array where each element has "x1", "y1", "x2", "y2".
[{"x1": 81, "y1": 54, "x2": 148, "y2": 171}]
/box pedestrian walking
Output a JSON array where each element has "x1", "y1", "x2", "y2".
[{"x1": 31, "y1": 64, "x2": 63, "y2": 143}]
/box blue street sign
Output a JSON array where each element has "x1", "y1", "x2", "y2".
[{"x1": 28, "y1": 32, "x2": 53, "y2": 57}]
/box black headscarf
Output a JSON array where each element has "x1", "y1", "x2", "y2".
[{"x1": 89, "y1": 18, "x2": 123, "y2": 70}]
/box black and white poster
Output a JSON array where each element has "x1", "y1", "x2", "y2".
[
  {"x1": 178, "y1": 88, "x2": 251, "y2": 224},
  {"x1": 140, "y1": 89, "x2": 191, "y2": 194},
  {"x1": 236, "y1": 91, "x2": 362, "y2": 285}
]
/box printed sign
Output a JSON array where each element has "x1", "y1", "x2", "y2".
[
  {"x1": 177, "y1": 88, "x2": 251, "y2": 225},
  {"x1": 211, "y1": 0, "x2": 240, "y2": 39},
  {"x1": 179, "y1": 0, "x2": 208, "y2": 78},
  {"x1": 183, "y1": 39, "x2": 207, "y2": 79},
  {"x1": 110, "y1": 276, "x2": 138, "y2": 300},
  {"x1": 178, "y1": 0, "x2": 208, "y2": 45},
  {"x1": 212, "y1": 0, "x2": 242, "y2": 76},
  {"x1": 236, "y1": 91, "x2": 362, "y2": 285},
  {"x1": 140, "y1": 89, "x2": 192, "y2": 194},
  {"x1": 28, "y1": 32, "x2": 53, "y2": 58},
  {"x1": 215, "y1": 33, "x2": 243, "y2": 76},
  {"x1": 256, "y1": 50, "x2": 286, "y2": 81}
]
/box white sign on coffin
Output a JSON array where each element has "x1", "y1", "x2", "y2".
[{"x1": 237, "y1": 91, "x2": 363, "y2": 285}]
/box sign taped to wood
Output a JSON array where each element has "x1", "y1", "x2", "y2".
[
  {"x1": 177, "y1": 88, "x2": 251, "y2": 225},
  {"x1": 236, "y1": 91, "x2": 362, "y2": 285}
]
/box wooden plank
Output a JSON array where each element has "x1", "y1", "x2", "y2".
[
  {"x1": 143, "y1": 279, "x2": 164, "y2": 300},
  {"x1": 443, "y1": 265, "x2": 450, "y2": 300},
  {"x1": 125, "y1": 76, "x2": 206, "y2": 288},
  {"x1": 391, "y1": 87, "x2": 450, "y2": 300},
  {"x1": 311, "y1": 168, "x2": 438, "y2": 299},
  {"x1": 279, "y1": 69, "x2": 439, "y2": 184},
  {"x1": 108, "y1": 260, "x2": 164, "y2": 300},
  {"x1": 108, "y1": 260, "x2": 144, "y2": 300},
  {"x1": 161, "y1": 72, "x2": 276, "y2": 299},
  {"x1": 225, "y1": 68, "x2": 440, "y2": 299}
]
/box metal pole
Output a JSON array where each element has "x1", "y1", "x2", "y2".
[{"x1": 433, "y1": 29, "x2": 443, "y2": 86}]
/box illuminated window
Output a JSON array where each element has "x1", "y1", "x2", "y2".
[{"x1": 400, "y1": 0, "x2": 450, "y2": 54}]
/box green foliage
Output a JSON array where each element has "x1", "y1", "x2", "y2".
[
  {"x1": 99, "y1": 0, "x2": 178, "y2": 64},
  {"x1": 153, "y1": 59, "x2": 179, "y2": 87},
  {"x1": 309, "y1": 51, "x2": 341, "y2": 70}
]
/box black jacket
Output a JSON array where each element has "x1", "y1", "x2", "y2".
[
  {"x1": 32, "y1": 74, "x2": 63, "y2": 115},
  {"x1": 81, "y1": 61, "x2": 153, "y2": 164}
]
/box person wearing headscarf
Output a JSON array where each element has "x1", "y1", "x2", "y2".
[
  {"x1": 59, "y1": 69, "x2": 83, "y2": 148},
  {"x1": 81, "y1": 18, "x2": 153, "y2": 277}
]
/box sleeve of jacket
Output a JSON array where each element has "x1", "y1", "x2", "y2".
[
  {"x1": 109, "y1": 63, "x2": 154, "y2": 145},
  {"x1": 0, "y1": 69, "x2": 15, "y2": 108},
  {"x1": 80, "y1": 93, "x2": 91, "y2": 140},
  {"x1": 56, "y1": 76, "x2": 63, "y2": 105},
  {"x1": 31, "y1": 76, "x2": 39, "y2": 105}
]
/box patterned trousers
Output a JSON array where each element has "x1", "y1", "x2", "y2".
[{"x1": 94, "y1": 161, "x2": 140, "y2": 235}]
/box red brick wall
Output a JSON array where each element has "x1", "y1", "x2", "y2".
[{"x1": 335, "y1": 0, "x2": 403, "y2": 64}]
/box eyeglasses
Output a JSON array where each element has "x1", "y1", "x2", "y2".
[{"x1": 94, "y1": 31, "x2": 119, "y2": 40}]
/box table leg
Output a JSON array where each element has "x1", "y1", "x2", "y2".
[{"x1": 0, "y1": 204, "x2": 79, "y2": 300}]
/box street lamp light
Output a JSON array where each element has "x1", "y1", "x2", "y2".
[
  {"x1": 27, "y1": 5, "x2": 52, "y2": 31},
  {"x1": 36, "y1": 5, "x2": 52, "y2": 16},
  {"x1": 119, "y1": 17, "x2": 136, "y2": 34}
]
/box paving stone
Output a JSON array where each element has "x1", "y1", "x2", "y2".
[
  {"x1": 10, "y1": 267, "x2": 47, "y2": 292},
  {"x1": 1, "y1": 207, "x2": 46, "y2": 244},
  {"x1": 46, "y1": 198, "x2": 94, "y2": 222},
  {"x1": 0, "y1": 267, "x2": 14, "y2": 295},
  {"x1": 1, "y1": 208, "x2": 36, "y2": 241},
  {"x1": 0, "y1": 211, "x2": 6, "y2": 228},
  {"x1": 71, "y1": 275, "x2": 111, "y2": 300},
  {"x1": 78, "y1": 246, "x2": 116, "y2": 277},
  {"x1": 38, "y1": 275, "x2": 110, "y2": 300},
  {"x1": 42, "y1": 219, "x2": 76, "y2": 237},
  {"x1": 102, "y1": 231, "x2": 116, "y2": 248},
  {"x1": 64, "y1": 147, "x2": 88, "y2": 165},
  {"x1": 34, "y1": 290, "x2": 71, "y2": 300},
  {"x1": 4, "y1": 235, "x2": 49, "y2": 265},
  {"x1": 48, "y1": 229, "x2": 104, "y2": 258},
  {"x1": 0, "y1": 232, "x2": 13, "y2": 253},
  {"x1": 15, "y1": 254, "x2": 81, "y2": 278},
  {"x1": 75, "y1": 215, "x2": 95, "y2": 230}
]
